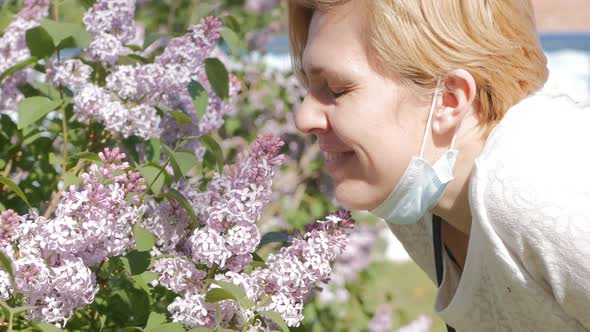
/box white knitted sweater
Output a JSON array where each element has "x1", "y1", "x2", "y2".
[{"x1": 385, "y1": 91, "x2": 590, "y2": 331}]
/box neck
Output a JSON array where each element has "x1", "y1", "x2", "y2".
[{"x1": 431, "y1": 113, "x2": 488, "y2": 235}]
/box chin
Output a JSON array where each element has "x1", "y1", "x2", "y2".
[{"x1": 333, "y1": 179, "x2": 382, "y2": 211}]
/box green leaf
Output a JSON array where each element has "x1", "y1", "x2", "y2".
[
  {"x1": 17, "y1": 96, "x2": 61, "y2": 129},
  {"x1": 63, "y1": 169, "x2": 82, "y2": 187},
  {"x1": 138, "y1": 163, "x2": 167, "y2": 194},
  {"x1": 25, "y1": 26, "x2": 54, "y2": 58},
  {"x1": 188, "y1": 80, "x2": 208, "y2": 121},
  {"x1": 36, "y1": 321, "x2": 66, "y2": 331},
  {"x1": 259, "y1": 232, "x2": 290, "y2": 247},
  {"x1": 132, "y1": 270, "x2": 157, "y2": 293},
  {"x1": 188, "y1": 328, "x2": 214, "y2": 332},
  {"x1": 133, "y1": 224, "x2": 156, "y2": 252},
  {"x1": 205, "y1": 288, "x2": 236, "y2": 303},
  {"x1": 204, "y1": 58, "x2": 229, "y2": 100},
  {"x1": 0, "y1": 10, "x2": 14, "y2": 32},
  {"x1": 221, "y1": 27, "x2": 241, "y2": 54},
  {"x1": 147, "y1": 323, "x2": 185, "y2": 332},
  {"x1": 0, "y1": 57, "x2": 38, "y2": 83},
  {"x1": 174, "y1": 150, "x2": 198, "y2": 176},
  {"x1": 144, "y1": 311, "x2": 167, "y2": 330},
  {"x1": 126, "y1": 54, "x2": 150, "y2": 63},
  {"x1": 207, "y1": 280, "x2": 255, "y2": 309},
  {"x1": 165, "y1": 188, "x2": 200, "y2": 227},
  {"x1": 200, "y1": 135, "x2": 224, "y2": 174},
  {"x1": 68, "y1": 151, "x2": 100, "y2": 163},
  {"x1": 120, "y1": 250, "x2": 152, "y2": 276},
  {"x1": 0, "y1": 251, "x2": 13, "y2": 280},
  {"x1": 161, "y1": 144, "x2": 183, "y2": 182},
  {"x1": 40, "y1": 19, "x2": 91, "y2": 49},
  {"x1": 223, "y1": 117, "x2": 240, "y2": 136},
  {"x1": 149, "y1": 138, "x2": 161, "y2": 163},
  {"x1": 0, "y1": 175, "x2": 31, "y2": 208},
  {"x1": 259, "y1": 311, "x2": 290, "y2": 332},
  {"x1": 169, "y1": 111, "x2": 192, "y2": 125},
  {"x1": 223, "y1": 15, "x2": 241, "y2": 34}
]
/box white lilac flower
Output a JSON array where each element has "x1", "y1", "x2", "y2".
[
  {"x1": 189, "y1": 228, "x2": 232, "y2": 268},
  {"x1": 150, "y1": 257, "x2": 206, "y2": 296},
  {"x1": 168, "y1": 292, "x2": 216, "y2": 328},
  {"x1": 46, "y1": 59, "x2": 92, "y2": 91},
  {"x1": 143, "y1": 200, "x2": 191, "y2": 255},
  {"x1": 83, "y1": 0, "x2": 136, "y2": 42},
  {"x1": 106, "y1": 64, "x2": 140, "y2": 100},
  {"x1": 0, "y1": 270, "x2": 12, "y2": 301},
  {"x1": 87, "y1": 32, "x2": 125, "y2": 65},
  {"x1": 397, "y1": 315, "x2": 433, "y2": 332},
  {"x1": 368, "y1": 304, "x2": 393, "y2": 332}
]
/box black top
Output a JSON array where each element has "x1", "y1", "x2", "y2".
[{"x1": 432, "y1": 214, "x2": 457, "y2": 332}]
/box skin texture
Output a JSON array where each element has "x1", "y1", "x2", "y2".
[{"x1": 295, "y1": 2, "x2": 490, "y2": 269}]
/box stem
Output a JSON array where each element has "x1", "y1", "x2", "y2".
[
  {"x1": 0, "y1": 157, "x2": 14, "y2": 192},
  {"x1": 52, "y1": 0, "x2": 59, "y2": 21},
  {"x1": 7, "y1": 312, "x2": 12, "y2": 332},
  {"x1": 145, "y1": 158, "x2": 170, "y2": 194},
  {"x1": 55, "y1": 49, "x2": 68, "y2": 176},
  {"x1": 166, "y1": 0, "x2": 179, "y2": 33},
  {"x1": 199, "y1": 263, "x2": 219, "y2": 295},
  {"x1": 187, "y1": 0, "x2": 199, "y2": 26}
]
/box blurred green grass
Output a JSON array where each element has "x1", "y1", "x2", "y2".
[{"x1": 364, "y1": 261, "x2": 445, "y2": 331}]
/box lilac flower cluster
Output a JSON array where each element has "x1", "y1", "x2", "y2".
[
  {"x1": 145, "y1": 135, "x2": 285, "y2": 266},
  {"x1": 76, "y1": 9, "x2": 241, "y2": 145},
  {"x1": 83, "y1": 0, "x2": 136, "y2": 64},
  {"x1": 0, "y1": 0, "x2": 50, "y2": 112},
  {"x1": 146, "y1": 135, "x2": 355, "y2": 329},
  {"x1": 150, "y1": 209, "x2": 355, "y2": 330},
  {"x1": 318, "y1": 223, "x2": 379, "y2": 304},
  {"x1": 368, "y1": 304, "x2": 393, "y2": 332},
  {"x1": 0, "y1": 148, "x2": 145, "y2": 326}
]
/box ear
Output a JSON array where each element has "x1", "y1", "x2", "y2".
[{"x1": 431, "y1": 69, "x2": 477, "y2": 135}]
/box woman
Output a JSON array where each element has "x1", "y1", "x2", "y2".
[{"x1": 287, "y1": 0, "x2": 590, "y2": 331}]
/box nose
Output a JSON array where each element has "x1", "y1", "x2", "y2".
[{"x1": 295, "y1": 93, "x2": 331, "y2": 135}]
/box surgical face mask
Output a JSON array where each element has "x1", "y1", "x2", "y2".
[{"x1": 369, "y1": 79, "x2": 459, "y2": 225}]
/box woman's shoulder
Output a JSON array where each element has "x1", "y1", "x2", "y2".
[
  {"x1": 470, "y1": 91, "x2": 590, "y2": 217},
  {"x1": 474, "y1": 91, "x2": 590, "y2": 169}
]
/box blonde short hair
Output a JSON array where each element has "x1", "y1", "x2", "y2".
[{"x1": 288, "y1": 0, "x2": 549, "y2": 133}]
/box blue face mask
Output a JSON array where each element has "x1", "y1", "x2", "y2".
[{"x1": 369, "y1": 79, "x2": 459, "y2": 225}]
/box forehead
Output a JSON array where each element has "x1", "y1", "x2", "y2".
[{"x1": 302, "y1": 3, "x2": 368, "y2": 75}]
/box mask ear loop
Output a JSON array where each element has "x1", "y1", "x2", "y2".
[{"x1": 419, "y1": 78, "x2": 443, "y2": 159}]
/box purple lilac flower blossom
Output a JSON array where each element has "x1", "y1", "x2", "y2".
[
  {"x1": 46, "y1": 59, "x2": 93, "y2": 91},
  {"x1": 0, "y1": 148, "x2": 146, "y2": 326},
  {"x1": 368, "y1": 304, "x2": 394, "y2": 332},
  {"x1": 83, "y1": 0, "x2": 136, "y2": 64},
  {"x1": 0, "y1": 209, "x2": 24, "y2": 247},
  {"x1": 0, "y1": 0, "x2": 50, "y2": 112}
]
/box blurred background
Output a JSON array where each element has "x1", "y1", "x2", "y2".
[{"x1": 1, "y1": 0, "x2": 588, "y2": 331}]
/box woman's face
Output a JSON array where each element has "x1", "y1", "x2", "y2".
[{"x1": 296, "y1": 3, "x2": 432, "y2": 210}]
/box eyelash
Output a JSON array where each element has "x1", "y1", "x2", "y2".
[{"x1": 327, "y1": 85, "x2": 346, "y2": 98}]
